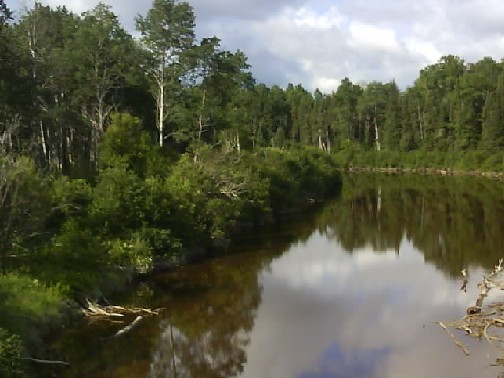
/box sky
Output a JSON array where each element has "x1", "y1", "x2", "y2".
[{"x1": 8, "y1": 0, "x2": 504, "y2": 92}]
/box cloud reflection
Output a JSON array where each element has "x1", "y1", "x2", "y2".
[
  {"x1": 241, "y1": 231, "x2": 499, "y2": 378},
  {"x1": 299, "y1": 343, "x2": 391, "y2": 378}
]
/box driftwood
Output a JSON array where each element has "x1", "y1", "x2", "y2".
[
  {"x1": 81, "y1": 300, "x2": 163, "y2": 339},
  {"x1": 440, "y1": 259, "x2": 504, "y2": 366},
  {"x1": 82, "y1": 299, "x2": 163, "y2": 318}
]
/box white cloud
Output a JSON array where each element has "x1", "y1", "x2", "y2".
[
  {"x1": 405, "y1": 38, "x2": 441, "y2": 64},
  {"x1": 293, "y1": 6, "x2": 344, "y2": 30},
  {"x1": 348, "y1": 21, "x2": 400, "y2": 52},
  {"x1": 314, "y1": 77, "x2": 341, "y2": 93}
]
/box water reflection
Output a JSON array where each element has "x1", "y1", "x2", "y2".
[
  {"x1": 147, "y1": 252, "x2": 264, "y2": 378},
  {"x1": 316, "y1": 173, "x2": 504, "y2": 276},
  {"x1": 54, "y1": 174, "x2": 504, "y2": 377},
  {"x1": 241, "y1": 234, "x2": 494, "y2": 378}
]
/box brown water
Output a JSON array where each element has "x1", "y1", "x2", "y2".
[{"x1": 51, "y1": 174, "x2": 504, "y2": 378}]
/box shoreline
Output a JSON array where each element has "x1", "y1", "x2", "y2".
[{"x1": 342, "y1": 166, "x2": 504, "y2": 180}]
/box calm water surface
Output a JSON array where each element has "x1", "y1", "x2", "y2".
[{"x1": 53, "y1": 174, "x2": 504, "y2": 378}]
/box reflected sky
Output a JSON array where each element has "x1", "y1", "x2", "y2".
[{"x1": 241, "y1": 231, "x2": 500, "y2": 378}]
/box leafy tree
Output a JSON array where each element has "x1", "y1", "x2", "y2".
[
  {"x1": 454, "y1": 57, "x2": 502, "y2": 150},
  {"x1": 414, "y1": 55, "x2": 465, "y2": 149},
  {"x1": 0, "y1": 0, "x2": 12, "y2": 22},
  {"x1": 260, "y1": 85, "x2": 291, "y2": 149},
  {"x1": 332, "y1": 78, "x2": 362, "y2": 145},
  {"x1": 100, "y1": 112, "x2": 156, "y2": 177},
  {"x1": 357, "y1": 82, "x2": 390, "y2": 150},
  {"x1": 136, "y1": 0, "x2": 196, "y2": 147},
  {"x1": 383, "y1": 81, "x2": 401, "y2": 150},
  {"x1": 16, "y1": 3, "x2": 83, "y2": 170},
  {"x1": 285, "y1": 84, "x2": 313, "y2": 144},
  {"x1": 480, "y1": 71, "x2": 504, "y2": 151},
  {"x1": 175, "y1": 38, "x2": 253, "y2": 146},
  {"x1": 1, "y1": 2, "x2": 32, "y2": 158},
  {"x1": 399, "y1": 88, "x2": 419, "y2": 151},
  {"x1": 73, "y1": 3, "x2": 136, "y2": 163}
]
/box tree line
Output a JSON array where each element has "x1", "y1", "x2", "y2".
[{"x1": 2, "y1": 1, "x2": 503, "y2": 175}]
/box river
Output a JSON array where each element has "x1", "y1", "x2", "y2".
[{"x1": 50, "y1": 173, "x2": 504, "y2": 378}]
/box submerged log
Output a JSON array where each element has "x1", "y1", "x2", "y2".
[
  {"x1": 110, "y1": 315, "x2": 143, "y2": 338},
  {"x1": 22, "y1": 357, "x2": 70, "y2": 366}
]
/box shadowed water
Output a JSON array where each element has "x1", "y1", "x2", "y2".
[{"x1": 51, "y1": 173, "x2": 504, "y2": 378}]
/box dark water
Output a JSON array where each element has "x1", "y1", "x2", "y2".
[{"x1": 51, "y1": 174, "x2": 504, "y2": 378}]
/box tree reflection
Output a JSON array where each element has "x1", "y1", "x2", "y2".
[
  {"x1": 50, "y1": 211, "x2": 322, "y2": 378},
  {"x1": 147, "y1": 235, "x2": 298, "y2": 377},
  {"x1": 315, "y1": 173, "x2": 504, "y2": 276}
]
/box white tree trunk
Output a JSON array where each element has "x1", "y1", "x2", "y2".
[
  {"x1": 198, "y1": 92, "x2": 206, "y2": 140},
  {"x1": 418, "y1": 105, "x2": 425, "y2": 141},
  {"x1": 159, "y1": 81, "x2": 164, "y2": 147},
  {"x1": 374, "y1": 107, "x2": 381, "y2": 151}
]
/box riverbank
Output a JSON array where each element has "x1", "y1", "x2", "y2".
[
  {"x1": 331, "y1": 148, "x2": 504, "y2": 179},
  {"x1": 344, "y1": 166, "x2": 504, "y2": 179},
  {"x1": 0, "y1": 145, "x2": 342, "y2": 378}
]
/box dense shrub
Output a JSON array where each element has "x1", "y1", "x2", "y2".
[{"x1": 0, "y1": 328, "x2": 24, "y2": 378}]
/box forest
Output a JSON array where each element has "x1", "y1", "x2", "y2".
[{"x1": 0, "y1": 0, "x2": 503, "y2": 375}]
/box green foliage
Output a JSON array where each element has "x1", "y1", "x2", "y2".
[
  {"x1": 0, "y1": 156, "x2": 51, "y2": 257},
  {"x1": 105, "y1": 233, "x2": 153, "y2": 273},
  {"x1": 36, "y1": 220, "x2": 107, "y2": 294},
  {"x1": 100, "y1": 113, "x2": 156, "y2": 176},
  {"x1": 163, "y1": 150, "x2": 270, "y2": 245},
  {"x1": 252, "y1": 147, "x2": 341, "y2": 213},
  {"x1": 0, "y1": 328, "x2": 24, "y2": 378},
  {"x1": 0, "y1": 273, "x2": 65, "y2": 347},
  {"x1": 47, "y1": 176, "x2": 92, "y2": 229},
  {"x1": 90, "y1": 162, "x2": 146, "y2": 237}
]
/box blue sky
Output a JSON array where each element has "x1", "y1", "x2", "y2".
[{"x1": 7, "y1": 0, "x2": 504, "y2": 92}]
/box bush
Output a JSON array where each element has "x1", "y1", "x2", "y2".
[
  {"x1": 0, "y1": 156, "x2": 51, "y2": 256},
  {"x1": 46, "y1": 176, "x2": 92, "y2": 229},
  {"x1": 0, "y1": 328, "x2": 24, "y2": 378},
  {"x1": 37, "y1": 220, "x2": 107, "y2": 295}
]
